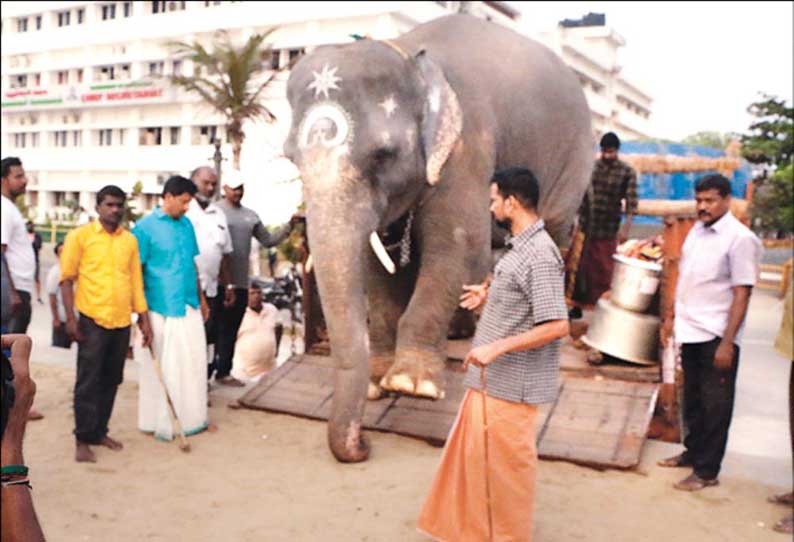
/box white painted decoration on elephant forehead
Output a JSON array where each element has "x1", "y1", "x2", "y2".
[
  {"x1": 307, "y1": 64, "x2": 342, "y2": 100},
  {"x1": 379, "y1": 95, "x2": 398, "y2": 118},
  {"x1": 380, "y1": 132, "x2": 391, "y2": 145},
  {"x1": 298, "y1": 102, "x2": 352, "y2": 149}
]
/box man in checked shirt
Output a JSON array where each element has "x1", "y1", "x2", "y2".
[
  {"x1": 418, "y1": 167, "x2": 569, "y2": 542},
  {"x1": 572, "y1": 132, "x2": 638, "y2": 308}
]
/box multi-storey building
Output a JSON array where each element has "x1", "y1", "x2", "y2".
[
  {"x1": 1, "y1": 2, "x2": 650, "y2": 224},
  {"x1": 538, "y1": 12, "x2": 653, "y2": 141}
]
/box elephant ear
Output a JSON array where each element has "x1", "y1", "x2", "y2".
[{"x1": 416, "y1": 50, "x2": 462, "y2": 186}]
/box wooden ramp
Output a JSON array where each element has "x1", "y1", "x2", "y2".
[{"x1": 239, "y1": 354, "x2": 658, "y2": 469}]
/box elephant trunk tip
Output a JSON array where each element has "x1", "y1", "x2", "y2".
[{"x1": 329, "y1": 421, "x2": 370, "y2": 463}]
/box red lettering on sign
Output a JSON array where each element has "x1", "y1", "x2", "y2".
[{"x1": 81, "y1": 93, "x2": 102, "y2": 102}]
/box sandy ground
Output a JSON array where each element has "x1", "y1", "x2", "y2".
[
  {"x1": 15, "y1": 249, "x2": 794, "y2": 541},
  {"x1": 20, "y1": 361, "x2": 790, "y2": 542}
]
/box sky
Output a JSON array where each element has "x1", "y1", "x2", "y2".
[{"x1": 514, "y1": 1, "x2": 793, "y2": 140}]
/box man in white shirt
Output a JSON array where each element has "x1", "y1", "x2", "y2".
[
  {"x1": 659, "y1": 174, "x2": 762, "y2": 491},
  {"x1": 1, "y1": 157, "x2": 36, "y2": 335},
  {"x1": 186, "y1": 166, "x2": 235, "y2": 377}
]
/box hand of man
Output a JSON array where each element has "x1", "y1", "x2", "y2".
[
  {"x1": 200, "y1": 297, "x2": 210, "y2": 323},
  {"x1": 10, "y1": 289, "x2": 22, "y2": 314},
  {"x1": 224, "y1": 287, "x2": 236, "y2": 308},
  {"x1": 53, "y1": 319, "x2": 62, "y2": 329},
  {"x1": 459, "y1": 282, "x2": 489, "y2": 312},
  {"x1": 462, "y1": 343, "x2": 502, "y2": 370},
  {"x1": 660, "y1": 316, "x2": 674, "y2": 348},
  {"x1": 65, "y1": 317, "x2": 84, "y2": 343},
  {"x1": 618, "y1": 227, "x2": 630, "y2": 245},
  {"x1": 713, "y1": 340, "x2": 734, "y2": 371},
  {"x1": 1, "y1": 335, "x2": 36, "y2": 421},
  {"x1": 138, "y1": 315, "x2": 153, "y2": 349}
]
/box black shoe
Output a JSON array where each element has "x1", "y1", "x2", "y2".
[{"x1": 568, "y1": 307, "x2": 583, "y2": 320}]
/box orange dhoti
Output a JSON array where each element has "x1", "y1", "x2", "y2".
[{"x1": 417, "y1": 389, "x2": 539, "y2": 542}]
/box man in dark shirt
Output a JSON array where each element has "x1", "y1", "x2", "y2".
[
  {"x1": 25, "y1": 222, "x2": 42, "y2": 304},
  {"x1": 572, "y1": 132, "x2": 638, "y2": 306},
  {"x1": 214, "y1": 170, "x2": 295, "y2": 387}
]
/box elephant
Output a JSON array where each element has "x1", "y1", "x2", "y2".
[{"x1": 283, "y1": 14, "x2": 593, "y2": 462}]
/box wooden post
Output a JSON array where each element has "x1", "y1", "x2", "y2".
[{"x1": 652, "y1": 215, "x2": 695, "y2": 442}]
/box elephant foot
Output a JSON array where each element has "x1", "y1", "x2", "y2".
[
  {"x1": 380, "y1": 348, "x2": 445, "y2": 400},
  {"x1": 367, "y1": 381, "x2": 383, "y2": 401},
  {"x1": 329, "y1": 421, "x2": 370, "y2": 463},
  {"x1": 369, "y1": 353, "x2": 395, "y2": 382}
]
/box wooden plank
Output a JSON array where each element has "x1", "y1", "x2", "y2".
[{"x1": 240, "y1": 355, "x2": 658, "y2": 470}]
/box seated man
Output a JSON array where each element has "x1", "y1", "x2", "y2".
[{"x1": 230, "y1": 283, "x2": 280, "y2": 384}]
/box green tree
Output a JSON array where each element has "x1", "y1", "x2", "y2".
[
  {"x1": 681, "y1": 131, "x2": 737, "y2": 149},
  {"x1": 167, "y1": 29, "x2": 285, "y2": 170},
  {"x1": 123, "y1": 181, "x2": 144, "y2": 228},
  {"x1": 751, "y1": 164, "x2": 793, "y2": 234},
  {"x1": 740, "y1": 93, "x2": 794, "y2": 166}
]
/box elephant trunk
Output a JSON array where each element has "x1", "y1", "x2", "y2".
[{"x1": 305, "y1": 184, "x2": 379, "y2": 463}]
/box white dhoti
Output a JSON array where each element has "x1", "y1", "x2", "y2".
[{"x1": 138, "y1": 306, "x2": 208, "y2": 441}]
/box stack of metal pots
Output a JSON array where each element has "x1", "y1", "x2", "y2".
[{"x1": 582, "y1": 254, "x2": 662, "y2": 365}]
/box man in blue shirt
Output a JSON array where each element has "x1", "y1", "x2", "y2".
[{"x1": 133, "y1": 176, "x2": 211, "y2": 442}]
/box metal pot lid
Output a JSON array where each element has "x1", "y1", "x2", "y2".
[{"x1": 612, "y1": 254, "x2": 662, "y2": 272}]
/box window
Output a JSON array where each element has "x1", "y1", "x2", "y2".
[
  {"x1": 76, "y1": 69, "x2": 84, "y2": 83},
  {"x1": 204, "y1": 1, "x2": 222, "y2": 5},
  {"x1": 288, "y1": 48, "x2": 305, "y2": 64},
  {"x1": 169, "y1": 127, "x2": 180, "y2": 145},
  {"x1": 269, "y1": 50, "x2": 281, "y2": 70},
  {"x1": 120, "y1": 64, "x2": 130, "y2": 79},
  {"x1": 118, "y1": 129, "x2": 125, "y2": 146},
  {"x1": 102, "y1": 4, "x2": 117, "y2": 20},
  {"x1": 141, "y1": 127, "x2": 163, "y2": 146},
  {"x1": 193, "y1": 125, "x2": 218, "y2": 145},
  {"x1": 77, "y1": 8, "x2": 85, "y2": 24},
  {"x1": 54, "y1": 131, "x2": 68, "y2": 147},
  {"x1": 11, "y1": 75, "x2": 28, "y2": 89},
  {"x1": 57, "y1": 11, "x2": 71, "y2": 27},
  {"x1": 72, "y1": 131, "x2": 82, "y2": 147},
  {"x1": 35, "y1": 15, "x2": 42, "y2": 30},
  {"x1": 17, "y1": 18, "x2": 28, "y2": 32},
  {"x1": 148, "y1": 61, "x2": 165, "y2": 76},
  {"x1": 13, "y1": 133, "x2": 27, "y2": 148},
  {"x1": 172, "y1": 60, "x2": 182, "y2": 76},
  {"x1": 123, "y1": 2, "x2": 132, "y2": 17},
  {"x1": 57, "y1": 71, "x2": 68, "y2": 85},
  {"x1": 31, "y1": 133, "x2": 40, "y2": 147},
  {"x1": 99, "y1": 129, "x2": 113, "y2": 146},
  {"x1": 152, "y1": 1, "x2": 186, "y2": 14},
  {"x1": 33, "y1": 74, "x2": 41, "y2": 87}
]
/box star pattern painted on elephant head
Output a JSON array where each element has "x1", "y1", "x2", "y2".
[
  {"x1": 307, "y1": 64, "x2": 342, "y2": 100},
  {"x1": 379, "y1": 95, "x2": 398, "y2": 118}
]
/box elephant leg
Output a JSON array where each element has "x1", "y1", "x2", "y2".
[
  {"x1": 381, "y1": 204, "x2": 491, "y2": 399},
  {"x1": 366, "y1": 253, "x2": 417, "y2": 399}
]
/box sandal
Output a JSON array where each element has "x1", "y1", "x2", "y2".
[
  {"x1": 773, "y1": 515, "x2": 794, "y2": 534},
  {"x1": 768, "y1": 492, "x2": 794, "y2": 506},
  {"x1": 657, "y1": 453, "x2": 692, "y2": 468},
  {"x1": 673, "y1": 473, "x2": 719, "y2": 492}
]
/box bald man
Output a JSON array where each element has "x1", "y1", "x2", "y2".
[{"x1": 186, "y1": 166, "x2": 235, "y2": 381}]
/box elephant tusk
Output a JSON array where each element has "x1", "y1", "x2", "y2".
[
  {"x1": 369, "y1": 232, "x2": 396, "y2": 275},
  {"x1": 305, "y1": 254, "x2": 313, "y2": 274}
]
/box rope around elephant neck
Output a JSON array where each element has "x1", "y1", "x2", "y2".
[{"x1": 399, "y1": 210, "x2": 414, "y2": 268}]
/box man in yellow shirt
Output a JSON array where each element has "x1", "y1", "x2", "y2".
[{"x1": 60, "y1": 185, "x2": 152, "y2": 463}]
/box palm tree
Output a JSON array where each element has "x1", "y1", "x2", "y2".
[{"x1": 167, "y1": 28, "x2": 284, "y2": 170}]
